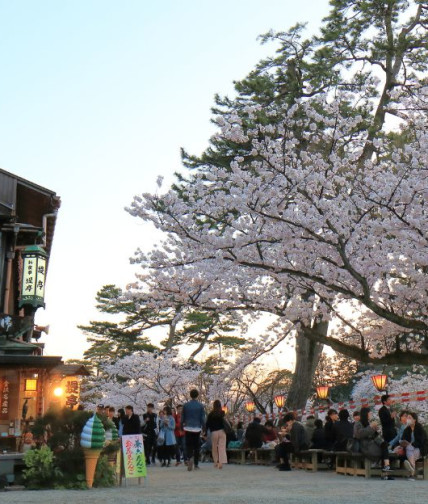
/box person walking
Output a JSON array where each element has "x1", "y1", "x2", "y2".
[
  {"x1": 182, "y1": 389, "x2": 205, "y2": 471},
  {"x1": 174, "y1": 404, "x2": 186, "y2": 466},
  {"x1": 158, "y1": 406, "x2": 176, "y2": 467},
  {"x1": 206, "y1": 399, "x2": 228, "y2": 469}
]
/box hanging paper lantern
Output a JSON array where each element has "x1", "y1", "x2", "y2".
[
  {"x1": 316, "y1": 385, "x2": 330, "y2": 400},
  {"x1": 274, "y1": 395, "x2": 285, "y2": 408},
  {"x1": 245, "y1": 401, "x2": 255, "y2": 413},
  {"x1": 371, "y1": 374, "x2": 388, "y2": 392}
]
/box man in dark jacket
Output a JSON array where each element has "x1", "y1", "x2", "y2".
[
  {"x1": 182, "y1": 389, "x2": 205, "y2": 471},
  {"x1": 276, "y1": 412, "x2": 308, "y2": 471},
  {"x1": 378, "y1": 395, "x2": 397, "y2": 443},
  {"x1": 122, "y1": 405, "x2": 141, "y2": 435}
]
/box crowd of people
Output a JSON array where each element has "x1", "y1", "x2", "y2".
[
  {"x1": 95, "y1": 392, "x2": 427, "y2": 480},
  {"x1": 242, "y1": 394, "x2": 427, "y2": 480},
  {"x1": 97, "y1": 389, "x2": 214, "y2": 471}
]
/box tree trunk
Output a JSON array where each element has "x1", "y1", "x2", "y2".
[{"x1": 285, "y1": 321, "x2": 327, "y2": 411}]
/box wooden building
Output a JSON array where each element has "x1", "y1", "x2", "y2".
[{"x1": 0, "y1": 168, "x2": 86, "y2": 450}]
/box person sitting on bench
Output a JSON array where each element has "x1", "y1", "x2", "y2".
[
  {"x1": 401, "y1": 412, "x2": 427, "y2": 480},
  {"x1": 354, "y1": 407, "x2": 392, "y2": 472},
  {"x1": 276, "y1": 412, "x2": 309, "y2": 471}
]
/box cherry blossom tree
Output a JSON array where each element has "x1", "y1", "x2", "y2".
[
  {"x1": 116, "y1": 2, "x2": 428, "y2": 412},
  {"x1": 128, "y1": 1, "x2": 428, "y2": 361},
  {"x1": 84, "y1": 350, "x2": 201, "y2": 411},
  {"x1": 83, "y1": 328, "x2": 297, "y2": 415}
]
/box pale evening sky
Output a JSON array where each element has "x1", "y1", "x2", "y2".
[{"x1": 0, "y1": 0, "x2": 331, "y2": 360}]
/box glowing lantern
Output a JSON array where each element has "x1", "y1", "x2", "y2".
[
  {"x1": 221, "y1": 405, "x2": 228, "y2": 414},
  {"x1": 371, "y1": 374, "x2": 388, "y2": 392},
  {"x1": 25, "y1": 379, "x2": 38, "y2": 391},
  {"x1": 19, "y1": 245, "x2": 48, "y2": 309},
  {"x1": 316, "y1": 385, "x2": 330, "y2": 400},
  {"x1": 274, "y1": 395, "x2": 285, "y2": 408},
  {"x1": 245, "y1": 401, "x2": 255, "y2": 413},
  {"x1": 53, "y1": 387, "x2": 64, "y2": 397}
]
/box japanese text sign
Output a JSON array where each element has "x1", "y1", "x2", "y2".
[{"x1": 121, "y1": 434, "x2": 146, "y2": 478}]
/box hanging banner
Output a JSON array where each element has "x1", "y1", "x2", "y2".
[{"x1": 121, "y1": 434, "x2": 146, "y2": 478}]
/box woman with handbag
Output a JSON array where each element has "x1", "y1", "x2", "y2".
[
  {"x1": 206, "y1": 400, "x2": 228, "y2": 469},
  {"x1": 354, "y1": 407, "x2": 391, "y2": 471}
]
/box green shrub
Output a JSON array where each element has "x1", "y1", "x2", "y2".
[
  {"x1": 23, "y1": 446, "x2": 63, "y2": 489},
  {"x1": 54, "y1": 447, "x2": 86, "y2": 489},
  {"x1": 26, "y1": 409, "x2": 118, "y2": 489}
]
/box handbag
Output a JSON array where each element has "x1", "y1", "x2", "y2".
[{"x1": 157, "y1": 429, "x2": 165, "y2": 446}]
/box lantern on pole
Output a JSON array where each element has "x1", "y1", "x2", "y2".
[
  {"x1": 316, "y1": 385, "x2": 330, "y2": 400},
  {"x1": 274, "y1": 395, "x2": 285, "y2": 409},
  {"x1": 371, "y1": 374, "x2": 388, "y2": 392},
  {"x1": 245, "y1": 401, "x2": 255, "y2": 413},
  {"x1": 19, "y1": 245, "x2": 48, "y2": 310},
  {"x1": 221, "y1": 405, "x2": 228, "y2": 415}
]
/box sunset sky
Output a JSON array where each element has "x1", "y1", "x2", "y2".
[{"x1": 0, "y1": 0, "x2": 330, "y2": 360}]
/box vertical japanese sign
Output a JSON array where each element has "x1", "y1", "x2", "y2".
[
  {"x1": 35, "y1": 258, "x2": 46, "y2": 299},
  {"x1": 20, "y1": 251, "x2": 47, "y2": 307},
  {"x1": 65, "y1": 379, "x2": 79, "y2": 408},
  {"x1": 121, "y1": 434, "x2": 146, "y2": 478},
  {"x1": 0, "y1": 378, "x2": 10, "y2": 420},
  {"x1": 22, "y1": 257, "x2": 36, "y2": 297}
]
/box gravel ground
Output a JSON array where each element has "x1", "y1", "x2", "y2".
[{"x1": 1, "y1": 463, "x2": 426, "y2": 504}]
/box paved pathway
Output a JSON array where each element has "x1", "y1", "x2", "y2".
[{"x1": 1, "y1": 463, "x2": 425, "y2": 504}]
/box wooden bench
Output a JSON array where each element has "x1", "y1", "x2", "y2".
[
  {"x1": 335, "y1": 451, "x2": 428, "y2": 479},
  {"x1": 228, "y1": 446, "x2": 428, "y2": 478},
  {"x1": 226, "y1": 448, "x2": 249, "y2": 464},
  {"x1": 290, "y1": 450, "x2": 329, "y2": 471},
  {"x1": 226, "y1": 448, "x2": 276, "y2": 465},
  {"x1": 290, "y1": 449, "x2": 427, "y2": 479}
]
